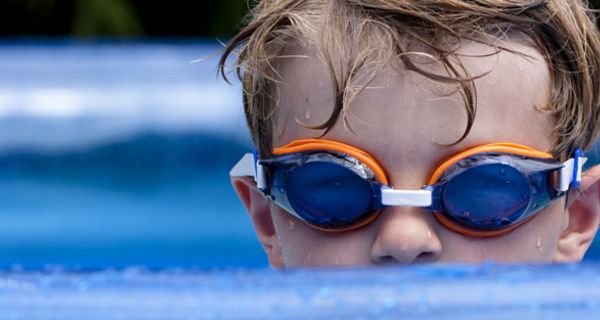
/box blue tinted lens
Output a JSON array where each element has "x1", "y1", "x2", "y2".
[
  {"x1": 286, "y1": 162, "x2": 375, "y2": 227},
  {"x1": 441, "y1": 163, "x2": 530, "y2": 230}
]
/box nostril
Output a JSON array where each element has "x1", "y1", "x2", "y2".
[
  {"x1": 376, "y1": 255, "x2": 397, "y2": 264},
  {"x1": 414, "y1": 251, "x2": 436, "y2": 263},
  {"x1": 375, "y1": 251, "x2": 437, "y2": 264}
]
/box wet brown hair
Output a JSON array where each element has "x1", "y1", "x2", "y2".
[{"x1": 218, "y1": 0, "x2": 600, "y2": 160}]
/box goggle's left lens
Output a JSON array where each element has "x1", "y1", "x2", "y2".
[{"x1": 285, "y1": 161, "x2": 376, "y2": 228}]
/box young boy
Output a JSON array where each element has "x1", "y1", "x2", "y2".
[{"x1": 220, "y1": 0, "x2": 600, "y2": 268}]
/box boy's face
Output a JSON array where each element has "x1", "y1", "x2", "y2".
[{"x1": 234, "y1": 39, "x2": 600, "y2": 267}]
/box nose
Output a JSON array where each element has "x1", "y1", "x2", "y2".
[{"x1": 370, "y1": 207, "x2": 442, "y2": 264}]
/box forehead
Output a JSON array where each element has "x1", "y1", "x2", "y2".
[{"x1": 272, "y1": 40, "x2": 554, "y2": 182}]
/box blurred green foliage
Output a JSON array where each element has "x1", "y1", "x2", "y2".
[
  {"x1": 0, "y1": 0, "x2": 599, "y2": 38},
  {"x1": 72, "y1": 0, "x2": 143, "y2": 37},
  {"x1": 0, "y1": 0, "x2": 252, "y2": 37}
]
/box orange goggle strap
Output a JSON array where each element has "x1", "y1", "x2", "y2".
[
  {"x1": 272, "y1": 139, "x2": 554, "y2": 237},
  {"x1": 427, "y1": 143, "x2": 554, "y2": 238}
]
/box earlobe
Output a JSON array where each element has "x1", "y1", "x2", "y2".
[
  {"x1": 231, "y1": 176, "x2": 284, "y2": 268},
  {"x1": 554, "y1": 165, "x2": 600, "y2": 262}
]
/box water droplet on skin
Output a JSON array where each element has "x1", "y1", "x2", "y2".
[
  {"x1": 304, "y1": 109, "x2": 311, "y2": 120},
  {"x1": 288, "y1": 219, "x2": 296, "y2": 231},
  {"x1": 536, "y1": 237, "x2": 543, "y2": 252}
]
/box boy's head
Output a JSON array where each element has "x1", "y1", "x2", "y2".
[{"x1": 221, "y1": 0, "x2": 600, "y2": 267}]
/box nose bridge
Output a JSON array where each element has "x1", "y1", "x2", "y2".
[{"x1": 370, "y1": 205, "x2": 442, "y2": 264}]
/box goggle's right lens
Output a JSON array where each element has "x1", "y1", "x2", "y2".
[
  {"x1": 440, "y1": 163, "x2": 531, "y2": 230},
  {"x1": 285, "y1": 161, "x2": 376, "y2": 228}
]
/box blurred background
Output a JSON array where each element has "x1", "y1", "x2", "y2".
[{"x1": 0, "y1": 0, "x2": 598, "y2": 270}]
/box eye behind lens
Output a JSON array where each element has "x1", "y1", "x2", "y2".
[
  {"x1": 440, "y1": 163, "x2": 531, "y2": 230},
  {"x1": 285, "y1": 162, "x2": 376, "y2": 228}
]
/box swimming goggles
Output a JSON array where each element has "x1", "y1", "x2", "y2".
[{"x1": 230, "y1": 139, "x2": 586, "y2": 237}]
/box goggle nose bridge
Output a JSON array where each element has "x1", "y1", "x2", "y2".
[{"x1": 379, "y1": 187, "x2": 433, "y2": 207}]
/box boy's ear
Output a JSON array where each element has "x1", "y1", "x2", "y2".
[
  {"x1": 554, "y1": 165, "x2": 600, "y2": 262},
  {"x1": 231, "y1": 176, "x2": 284, "y2": 268}
]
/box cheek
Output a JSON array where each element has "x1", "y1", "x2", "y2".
[
  {"x1": 437, "y1": 201, "x2": 567, "y2": 262},
  {"x1": 270, "y1": 206, "x2": 376, "y2": 267}
]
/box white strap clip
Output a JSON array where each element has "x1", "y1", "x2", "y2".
[
  {"x1": 380, "y1": 188, "x2": 432, "y2": 207},
  {"x1": 230, "y1": 153, "x2": 268, "y2": 190},
  {"x1": 558, "y1": 155, "x2": 587, "y2": 192}
]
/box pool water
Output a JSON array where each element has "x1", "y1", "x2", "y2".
[
  {"x1": 0, "y1": 133, "x2": 265, "y2": 269},
  {"x1": 0, "y1": 41, "x2": 266, "y2": 269}
]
